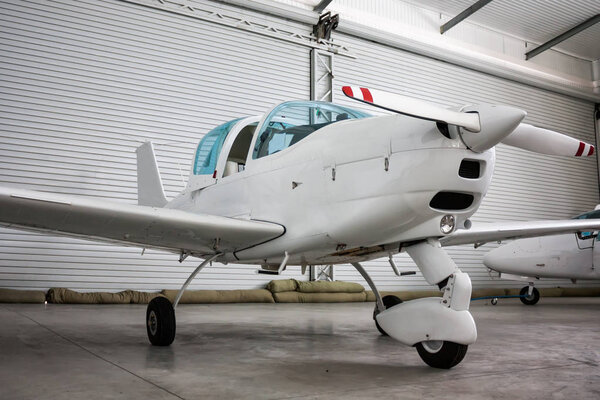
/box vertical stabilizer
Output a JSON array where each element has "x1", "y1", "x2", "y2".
[{"x1": 136, "y1": 142, "x2": 168, "y2": 207}]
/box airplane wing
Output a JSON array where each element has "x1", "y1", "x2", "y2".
[
  {"x1": 440, "y1": 219, "x2": 600, "y2": 247},
  {"x1": 0, "y1": 186, "x2": 284, "y2": 256}
]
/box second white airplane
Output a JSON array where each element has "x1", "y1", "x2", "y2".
[
  {"x1": 1, "y1": 86, "x2": 599, "y2": 369},
  {"x1": 482, "y1": 208, "x2": 600, "y2": 305}
]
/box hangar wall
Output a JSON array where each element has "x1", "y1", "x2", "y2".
[
  {"x1": 0, "y1": 0, "x2": 312, "y2": 290},
  {"x1": 0, "y1": 0, "x2": 598, "y2": 292}
]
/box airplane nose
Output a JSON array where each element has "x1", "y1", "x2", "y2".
[{"x1": 483, "y1": 244, "x2": 512, "y2": 271}]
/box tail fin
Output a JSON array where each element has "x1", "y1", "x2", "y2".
[{"x1": 136, "y1": 142, "x2": 168, "y2": 207}]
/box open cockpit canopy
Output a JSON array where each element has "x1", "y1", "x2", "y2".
[
  {"x1": 252, "y1": 101, "x2": 370, "y2": 159},
  {"x1": 193, "y1": 118, "x2": 243, "y2": 176}
]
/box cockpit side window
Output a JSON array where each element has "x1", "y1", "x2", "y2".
[
  {"x1": 252, "y1": 101, "x2": 370, "y2": 159},
  {"x1": 193, "y1": 118, "x2": 241, "y2": 175}
]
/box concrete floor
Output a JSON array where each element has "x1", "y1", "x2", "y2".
[{"x1": 1, "y1": 299, "x2": 599, "y2": 399}]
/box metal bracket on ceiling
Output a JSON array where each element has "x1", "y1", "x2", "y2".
[
  {"x1": 122, "y1": 0, "x2": 355, "y2": 58},
  {"x1": 313, "y1": 11, "x2": 339, "y2": 42}
]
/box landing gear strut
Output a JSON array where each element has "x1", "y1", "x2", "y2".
[{"x1": 146, "y1": 253, "x2": 221, "y2": 346}]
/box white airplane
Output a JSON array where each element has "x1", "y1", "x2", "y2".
[
  {"x1": 1, "y1": 86, "x2": 599, "y2": 369},
  {"x1": 482, "y1": 208, "x2": 600, "y2": 305}
]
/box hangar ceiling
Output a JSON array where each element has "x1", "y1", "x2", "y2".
[{"x1": 404, "y1": 0, "x2": 600, "y2": 61}]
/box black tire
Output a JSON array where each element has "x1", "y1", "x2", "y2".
[
  {"x1": 491, "y1": 298, "x2": 498, "y2": 306},
  {"x1": 373, "y1": 295, "x2": 403, "y2": 336},
  {"x1": 519, "y1": 286, "x2": 540, "y2": 306},
  {"x1": 416, "y1": 341, "x2": 468, "y2": 369},
  {"x1": 146, "y1": 296, "x2": 176, "y2": 346}
]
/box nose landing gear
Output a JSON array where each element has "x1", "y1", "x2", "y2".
[
  {"x1": 352, "y1": 240, "x2": 477, "y2": 369},
  {"x1": 415, "y1": 340, "x2": 468, "y2": 369},
  {"x1": 519, "y1": 285, "x2": 540, "y2": 305}
]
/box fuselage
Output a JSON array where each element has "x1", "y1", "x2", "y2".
[
  {"x1": 484, "y1": 225, "x2": 600, "y2": 280},
  {"x1": 166, "y1": 101, "x2": 496, "y2": 266}
]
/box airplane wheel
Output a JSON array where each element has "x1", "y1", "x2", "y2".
[
  {"x1": 146, "y1": 296, "x2": 176, "y2": 346},
  {"x1": 491, "y1": 298, "x2": 498, "y2": 305},
  {"x1": 416, "y1": 340, "x2": 468, "y2": 369},
  {"x1": 373, "y1": 295, "x2": 403, "y2": 336},
  {"x1": 519, "y1": 286, "x2": 540, "y2": 306}
]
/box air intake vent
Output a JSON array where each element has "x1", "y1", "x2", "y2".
[
  {"x1": 430, "y1": 192, "x2": 474, "y2": 211},
  {"x1": 459, "y1": 160, "x2": 480, "y2": 179}
]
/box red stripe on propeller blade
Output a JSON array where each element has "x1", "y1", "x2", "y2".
[
  {"x1": 360, "y1": 87, "x2": 373, "y2": 103},
  {"x1": 589, "y1": 146, "x2": 595, "y2": 156},
  {"x1": 576, "y1": 142, "x2": 585, "y2": 156},
  {"x1": 342, "y1": 86, "x2": 353, "y2": 97}
]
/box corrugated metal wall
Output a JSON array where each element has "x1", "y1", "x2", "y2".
[
  {"x1": 0, "y1": 0, "x2": 598, "y2": 292},
  {"x1": 0, "y1": 0, "x2": 311, "y2": 290}
]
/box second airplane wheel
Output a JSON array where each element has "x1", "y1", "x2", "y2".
[
  {"x1": 146, "y1": 296, "x2": 176, "y2": 346},
  {"x1": 373, "y1": 295, "x2": 403, "y2": 336},
  {"x1": 416, "y1": 341, "x2": 468, "y2": 369},
  {"x1": 519, "y1": 286, "x2": 540, "y2": 306}
]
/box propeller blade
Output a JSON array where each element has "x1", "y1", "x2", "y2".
[
  {"x1": 502, "y1": 123, "x2": 595, "y2": 157},
  {"x1": 342, "y1": 86, "x2": 481, "y2": 132}
]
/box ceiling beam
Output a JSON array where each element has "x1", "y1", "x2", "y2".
[
  {"x1": 440, "y1": 0, "x2": 493, "y2": 34},
  {"x1": 526, "y1": 14, "x2": 600, "y2": 60},
  {"x1": 313, "y1": 0, "x2": 333, "y2": 13}
]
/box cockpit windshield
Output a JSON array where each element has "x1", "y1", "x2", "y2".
[{"x1": 252, "y1": 101, "x2": 370, "y2": 159}]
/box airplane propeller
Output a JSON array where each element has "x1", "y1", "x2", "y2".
[
  {"x1": 342, "y1": 86, "x2": 595, "y2": 157},
  {"x1": 341, "y1": 86, "x2": 481, "y2": 132}
]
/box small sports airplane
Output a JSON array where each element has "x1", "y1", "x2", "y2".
[
  {"x1": 482, "y1": 208, "x2": 600, "y2": 305},
  {"x1": 1, "y1": 86, "x2": 599, "y2": 369}
]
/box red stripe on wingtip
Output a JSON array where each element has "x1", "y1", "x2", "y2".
[
  {"x1": 360, "y1": 87, "x2": 373, "y2": 103},
  {"x1": 342, "y1": 86, "x2": 353, "y2": 97},
  {"x1": 575, "y1": 142, "x2": 585, "y2": 156},
  {"x1": 589, "y1": 146, "x2": 595, "y2": 156}
]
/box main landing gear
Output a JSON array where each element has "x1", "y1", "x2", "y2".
[
  {"x1": 146, "y1": 253, "x2": 221, "y2": 347},
  {"x1": 146, "y1": 296, "x2": 176, "y2": 346},
  {"x1": 353, "y1": 239, "x2": 477, "y2": 369}
]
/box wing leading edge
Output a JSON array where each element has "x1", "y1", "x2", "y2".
[
  {"x1": 440, "y1": 219, "x2": 600, "y2": 247},
  {"x1": 0, "y1": 186, "x2": 284, "y2": 256}
]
